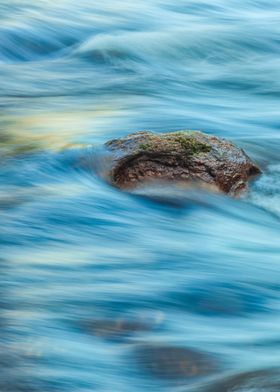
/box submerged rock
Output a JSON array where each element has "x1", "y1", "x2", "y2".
[
  {"x1": 135, "y1": 344, "x2": 216, "y2": 379},
  {"x1": 82, "y1": 318, "x2": 149, "y2": 340},
  {"x1": 203, "y1": 369, "x2": 280, "y2": 392},
  {"x1": 105, "y1": 131, "x2": 260, "y2": 196}
]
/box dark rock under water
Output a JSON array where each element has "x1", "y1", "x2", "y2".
[{"x1": 135, "y1": 344, "x2": 216, "y2": 380}]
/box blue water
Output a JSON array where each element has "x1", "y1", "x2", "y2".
[{"x1": 0, "y1": 1, "x2": 280, "y2": 391}]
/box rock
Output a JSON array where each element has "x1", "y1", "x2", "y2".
[
  {"x1": 82, "y1": 318, "x2": 150, "y2": 340},
  {"x1": 135, "y1": 344, "x2": 216, "y2": 379},
  {"x1": 105, "y1": 131, "x2": 260, "y2": 196},
  {"x1": 203, "y1": 369, "x2": 280, "y2": 392}
]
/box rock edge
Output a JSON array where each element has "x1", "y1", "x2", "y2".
[{"x1": 105, "y1": 131, "x2": 260, "y2": 196}]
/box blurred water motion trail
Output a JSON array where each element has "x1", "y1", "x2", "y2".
[{"x1": 1, "y1": 0, "x2": 280, "y2": 391}]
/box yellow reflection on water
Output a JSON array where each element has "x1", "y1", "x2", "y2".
[{"x1": 0, "y1": 105, "x2": 122, "y2": 157}]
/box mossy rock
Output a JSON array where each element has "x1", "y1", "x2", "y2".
[
  {"x1": 105, "y1": 131, "x2": 260, "y2": 196},
  {"x1": 137, "y1": 131, "x2": 211, "y2": 155}
]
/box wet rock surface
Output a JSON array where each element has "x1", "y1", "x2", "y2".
[
  {"x1": 105, "y1": 131, "x2": 260, "y2": 195},
  {"x1": 135, "y1": 344, "x2": 216, "y2": 380}
]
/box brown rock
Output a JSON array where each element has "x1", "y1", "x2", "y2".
[{"x1": 105, "y1": 131, "x2": 260, "y2": 196}]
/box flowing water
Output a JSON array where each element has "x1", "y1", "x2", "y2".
[{"x1": 0, "y1": 1, "x2": 280, "y2": 391}]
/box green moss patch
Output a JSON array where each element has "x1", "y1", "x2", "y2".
[{"x1": 138, "y1": 131, "x2": 211, "y2": 155}]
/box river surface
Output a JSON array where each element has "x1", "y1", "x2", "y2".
[{"x1": 0, "y1": 1, "x2": 280, "y2": 391}]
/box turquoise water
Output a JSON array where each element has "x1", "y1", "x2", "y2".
[{"x1": 0, "y1": 1, "x2": 280, "y2": 391}]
